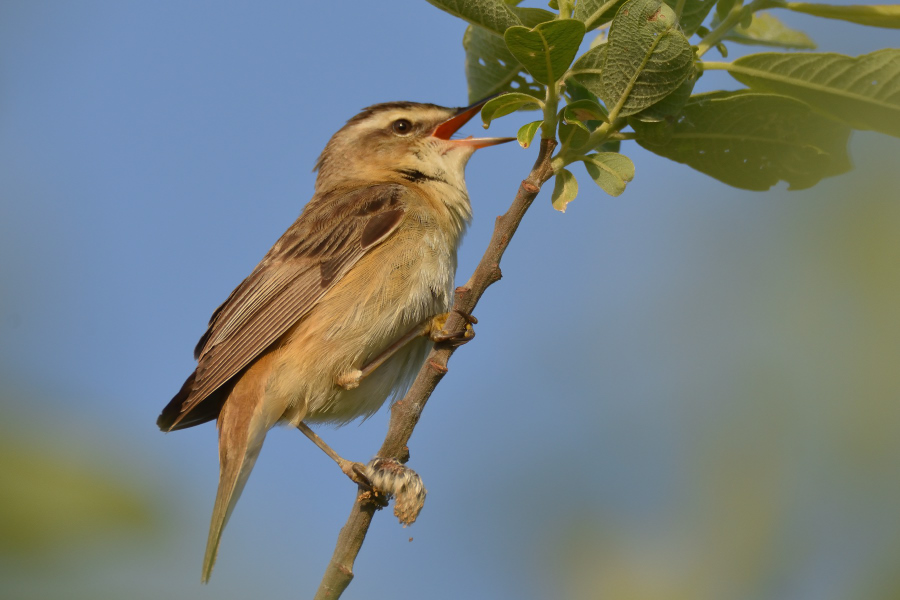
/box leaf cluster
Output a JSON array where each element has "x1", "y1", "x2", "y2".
[{"x1": 426, "y1": 0, "x2": 900, "y2": 209}]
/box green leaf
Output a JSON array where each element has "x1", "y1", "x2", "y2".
[
  {"x1": 424, "y1": 0, "x2": 522, "y2": 35},
  {"x1": 715, "y1": 50, "x2": 900, "y2": 138},
  {"x1": 632, "y1": 90, "x2": 852, "y2": 190},
  {"x1": 722, "y1": 11, "x2": 816, "y2": 49},
  {"x1": 481, "y1": 92, "x2": 544, "y2": 127},
  {"x1": 568, "y1": 44, "x2": 607, "y2": 98},
  {"x1": 631, "y1": 65, "x2": 698, "y2": 122},
  {"x1": 602, "y1": 0, "x2": 695, "y2": 118},
  {"x1": 564, "y1": 98, "x2": 610, "y2": 124},
  {"x1": 716, "y1": 0, "x2": 741, "y2": 20},
  {"x1": 504, "y1": 20, "x2": 587, "y2": 85},
  {"x1": 666, "y1": 0, "x2": 718, "y2": 35},
  {"x1": 510, "y1": 6, "x2": 557, "y2": 26},
  {"x1": 574, "y1": 0, "x2": 629, "y2": 31},
  {"x1": 582, "y1": 152, "x2": 635, "y2": 196},
  {"x1": 558, "y1": 115, "x2": 592, "y2": 150},
  {"x1": 780, "y1": 2, "x2": 900, "y2": 29},
  {"x1": 517, "y1": 120, "x2": 543, "y2": 147},
  {"x1": 551, "y1": 168, "x2": 579, "y2": 212},
  {"x1": 464, "y1": 25, "x2": 545, "y2": 104}
]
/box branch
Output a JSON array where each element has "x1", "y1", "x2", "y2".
[{"x1": 313, "y1": 137, "x2": 558, "y2": 599}]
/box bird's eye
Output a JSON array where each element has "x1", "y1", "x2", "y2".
[{"x1": 391, "y1": 119, "x2": 413, "y2": 135}]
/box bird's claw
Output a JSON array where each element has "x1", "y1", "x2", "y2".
[{"x1": 428, "y1": 311, "x2": 476, "y2": 346}]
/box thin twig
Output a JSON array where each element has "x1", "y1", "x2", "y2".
[{"x1": 313, "y1": 138, "x2": 558, "y2": 599}]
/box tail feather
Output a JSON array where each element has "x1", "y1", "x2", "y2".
[{"x1": 201, "y1": 362, "x2": 281, "y2": 583}]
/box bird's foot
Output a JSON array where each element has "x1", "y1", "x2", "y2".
[
  {"x1": 365, "y1": 458, "x2": 427, "y2": 526},
  {"x1": 338, "y1": 458, "x2": 374, "y2": 489},
  {"x1": 428, "y1": 310, "x2": 477, "y2": 346}
]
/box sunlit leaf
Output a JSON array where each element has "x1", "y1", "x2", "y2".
[
  {"x1": 723, "y1": 11, "x2": 816, "y2": 49},
  {"x1": 716, "y1": 50, "x2": 900, "y2": 137},
  {"x1": 464, "y1": 25, "x2": 545, "y2": 104},
  {"x1": 779, "y1": 2, "x2": 900, "y2": 29},
  {"x1": 481, "y1": 92, "x2": 544, "y2": 127},
  {"x1": 504, "y1": 19, "x2": 586, "y2": 85},
  {"x1": 633, "y1": 90, "x2": 852, "y2": 190},
  {"x1": 631, "y1": 66, "x2": 698, "y2": 122},
  {"x1": 425, "y1": 0, "x2": 522, "y2": 35},
  {"x1": 601, "y1": 0, "x2": 695, "y2": 117},
  {"x1": 581, "y1": 152, "x2": 635, "y2": 195},
  {"x1": 551, "y1": 168, "x2": 579, "y2": 212},
  {"x1": 517, "y1": 120, "x2": 543, "y2": 147}
]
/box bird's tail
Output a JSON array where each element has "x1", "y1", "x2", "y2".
[{"x1": 201, "y1": 368, "x2": 280, "y2": 583}]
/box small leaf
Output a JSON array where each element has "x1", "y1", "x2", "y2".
[
  {"x1": 504, "y1": 19, "x2": 586, "y2": 85},
  {"x1": 481, "y1": 93, "x2": 544, "y2": 127},
  {"x1": 464, "y1": 25, "x2": 545, "y2": 104},
  {"x1": 558, "y1": 115, "x2": 592, "y2": 150},
  {"x1": 722, "y1": 11, "x2": 816, "y2": 49},
  {"x1": 716, "y1": 0, "x2": 741, "y2": 20},
  {"x1": 574, "y1": 0, "x2": 629, "y2": 31},
  {"x1": 601, "y1": 0, "x2": 695, "y2": 118},
  {"x1": 781, "y1": 2, "x2": 900, "y2": 29},
  {"x1": 719, "y1": 49, "x2": 900, "y2": 137},
  {"x1": 517, "y1": 120, "x2": 543, "y2": 147},
  {"x1": 568, "y1": 44, "x2": 607, "y2": 98},
  {"x1": 510, "y1": 6, "x2": 557, "y2": 26},
  {"x1": 582, "y1": 152, "x2": 635, "y2": 196},
  {"x1": 549, "y1": 0, "x2": 560, "y2": 9},
  {"x1": 425, "y1": 0, "x2": 522, "y2": 35},
  {"x1": 632, "y1": 90, "x2": 852, "y2": 190},
  {"x1": 552, "y1": 168, "x2": 579, "y2": 212},
  {"x1": 564, "y1": 98, "x2": 610, "y2": 123}
]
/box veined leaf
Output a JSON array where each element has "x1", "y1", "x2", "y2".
[
  {"x1": 574, "y1": 0, "x2": 629, "y2": 31},
  {"x1": 712, "y1": 50, "x2": 900, "y2": 138},
  {"x1": 517, "y1": 120, "x2": 543, "y2": 147},
  {"x1": 723, "y1": 11, "x2": 816, "y2": 49},
  {"x1": 779, "y1": 2, "x2": 900, "y2": 29},
  {"x1": 504, "y1": 19, "x2": 586, "y2": 85},
  {"x1": 464, "y1": 25, "x2": 545, "y2": 104},
  {"x1": 582, "y1": 152, "x2": 635, "y2": 196},
  {"x1": 558, "y1": 114, "x2": 591, "y2": 150},
  {"x1": 481, "y1": 93, "x2": 544, "y2": 127},
  {"x1": 602, "y1": 0, "x2": 695, "y2": 118},
  {"x1": 569, "y1": 44, "x2": 607, "y2": 98},
  {"x1": 631, "y1": 66, "x2": 698, "y2": 122},
  {"x1": 633, "y1": 90, "x2": 852, "y2": 190},
  {"x1": 552, "y1": 168, "x2": 579, "y2": 212},
  {"x1": 425, "y1": 0, "x2": 522, "y2": 35},
  {"x1": 666, "y1": 0, "x2": 717, "y2": 35}
]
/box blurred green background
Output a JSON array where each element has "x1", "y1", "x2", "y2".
[{"x1": 1, "y1": 1, "x2": 898, "y2": 599}]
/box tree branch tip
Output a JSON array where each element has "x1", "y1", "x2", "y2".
[{"x1": 522, "y1": 181, "x2": 540, "y2": 193}]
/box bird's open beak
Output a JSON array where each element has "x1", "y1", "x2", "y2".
[{"x1": 432, "y1": 98, "x2": 516, "y2": 149}]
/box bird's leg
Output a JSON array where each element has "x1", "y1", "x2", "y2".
[
  {"x1": 296, "y1": 422, "x2": 372, "y2": 489},
  {"x1": 335, "y1": 310, "x2": 477, "y2": 391}
]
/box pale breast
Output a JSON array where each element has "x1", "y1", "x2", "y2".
[{"x1": 269, "y1": 211, "x2": 461, "y2": 425}]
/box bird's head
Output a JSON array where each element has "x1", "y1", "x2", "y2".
[{"x1": 314, "y1": 100, "x2": 514, "y2": 195}]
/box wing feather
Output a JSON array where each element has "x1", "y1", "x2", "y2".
[{"x1": 162, "y1": 184, "x2": 409, "y2": 429}]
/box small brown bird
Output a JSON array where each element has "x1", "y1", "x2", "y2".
[{"x1": 157, "y1": 98, "x2": 513, "y2": 581}]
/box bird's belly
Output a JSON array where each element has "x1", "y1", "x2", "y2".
[{"x1": 267, "y1": 230, "x2": 456, "y2": 425}]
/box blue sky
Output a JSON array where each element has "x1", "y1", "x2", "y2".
[{"x1": 1, "y1": 2, "x2": 899, "y2": 599}]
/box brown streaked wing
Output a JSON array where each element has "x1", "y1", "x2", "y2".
[{"x1": 171, "y1": 184, "x2": 410, "y2": 427}]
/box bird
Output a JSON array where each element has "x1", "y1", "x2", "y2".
[{"x1": 156, "y1": 98, "x2": 514, "y2": 582}]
